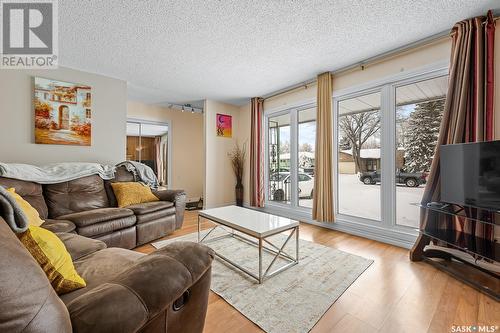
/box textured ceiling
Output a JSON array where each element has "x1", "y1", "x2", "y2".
[{"x1": 58, "y1": 1, "x2": 498, "y2": 106}]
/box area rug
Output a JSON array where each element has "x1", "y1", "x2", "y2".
[{"x1": 152, "y1": 229, "x2": 373, "y2": 333}]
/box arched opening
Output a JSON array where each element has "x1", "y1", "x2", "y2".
[{"x1": 58, "y1": 105, "x2": 70, "y2": 130}]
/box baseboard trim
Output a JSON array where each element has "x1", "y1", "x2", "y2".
[{"x1": 243, "y1": 204, "x2": 416, "y2": 249}]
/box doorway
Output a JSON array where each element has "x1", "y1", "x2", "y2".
[
  {"x1": 126, "y1": 119, "x2": 171, "y2": 188},
  {"x1": 58, "y1": 106, "x2": 70, "y2": 129}
]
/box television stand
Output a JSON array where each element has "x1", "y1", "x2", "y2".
[{"x1": 410, "y1": 203, "x2": 499, "y2": 301}]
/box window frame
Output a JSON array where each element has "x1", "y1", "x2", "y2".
[
  {"x1": 264, "y1": 102, "x2": 316, "y2": 214},
  {"x1": 332, "y1": 63, "x2": 449, "y2": 237}
]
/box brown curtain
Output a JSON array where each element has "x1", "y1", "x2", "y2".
[
  {"x1": 250, "y1": 97, "x2": 264, "y2": 207},
  {"x1": 312, "y1": 72, "x2": 334, "y2": 222},
  {"x1": 411, "y1": 11, "x2": 495, "y2": 259}
]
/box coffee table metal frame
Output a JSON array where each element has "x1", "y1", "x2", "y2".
[{"x1": 197, "y1": 213, "x2": 299, "y2": 284}]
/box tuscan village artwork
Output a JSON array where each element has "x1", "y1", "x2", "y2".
[{"x1": 34, "y1": 77, "x2": 92, "y2": 146}]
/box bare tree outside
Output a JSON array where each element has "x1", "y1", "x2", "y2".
[{"x1": 339, "y1": 110, "x2": 381, "y2": 172}]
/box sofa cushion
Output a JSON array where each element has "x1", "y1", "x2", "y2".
[
  {"x1": 136, "y1": 215, "x2": 176, "y2": 245},
  {"x1": 126, "y1": 201, "x2": 174, "y2": 215},
  {"x1": 77, "y1": 217, "x2": 136, "y2": 238},
  {"x1": 56, "y1": 232, "x2": 107, "y2": 261},
  {"x1": 57, "y1": 208, "x2": 134, "y2": 227},
  {"x1": 126, "y1": 201, "x2": 173, "y2": 215},
  {"x1": 136, "y1": 207, "x2": 176, "y2": 224},
  {"x1": 17, "y1": 226, "x2": 86, "y2": 295},
  {"x1": 104, "y1": 166, "x2": 136, "y2": 207},
  {"x1": 61, "y1": 248, "x2": 144, "y2": 305},
  {"x1": 44, "y1": 175, "x2": 110, "y2": 218},
  {"x1": 110, "y1": 182, "x2": 159, "y2": 208},
  {"x1": 0, "y1": 177, "x2": 48, "y2": 219},
  {"x1": 42, "y1": 219, "x2": 76, "y2": 234},
  {"x1": 95, "y1": 226, "x2": 137, "y2": 249}
]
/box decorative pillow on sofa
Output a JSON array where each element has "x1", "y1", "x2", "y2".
[
  {"x1": 110, "y1": 182, "x2": 159, "y2": 208},
  {"x1": 6, "y1": 187, "x2": 44, "y2": 227},
  {"x1": 17, "y1": 226, "x2": 86, "y2": 295}
]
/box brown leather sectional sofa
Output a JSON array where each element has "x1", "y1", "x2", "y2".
[
  {"x1": 0, "y1": 215, "x2": 214, "y2": 333},
  {"x1": 0, "y1": 166, "x2": 214, "y2": 332},
  {"x1": 0, "y1": 166, "x2": 187, "y2": 249}
]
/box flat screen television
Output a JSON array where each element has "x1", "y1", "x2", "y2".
[{"x1": 441, "y1": 140, "x2": 500, "y2": 211}]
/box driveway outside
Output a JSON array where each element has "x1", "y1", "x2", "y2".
[{"x1": 299, "y1": 174, "x2": 423, "y2": 228}]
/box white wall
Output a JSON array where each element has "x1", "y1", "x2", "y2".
[
  {"x1": 0, "y1": 66, "x2": 127, "y2": 165},
  {"x1": 127, "y1": 101, "x2": 204, "y2": 200},
  {"x1": 204, "y1": 100, "x2": 242, "y2": 208}
]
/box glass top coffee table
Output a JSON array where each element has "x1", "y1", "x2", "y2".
[{"x1": 198, "y1": 206, "x2": 299, "y2": 284}]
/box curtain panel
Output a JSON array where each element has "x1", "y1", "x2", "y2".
[
  {"x1": 411, "y1": 10, "x2": 495, "y2": 260},
  {"x1": 312, "y1": 72, "x2": 334, "y2": 222},
  {"x1": 250, "y1": 97, "x2": 264, "y2": 207}
]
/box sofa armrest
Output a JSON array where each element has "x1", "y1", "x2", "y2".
[
  {"x1": 41, "y1": 219, "x2": 76, "y2": 234},
  {"x1": 153, "y1": 189, "x2": 186, "y2": 229},
  {"x1": 66, "y1": 241, "x2": 214, "y2": 333}
]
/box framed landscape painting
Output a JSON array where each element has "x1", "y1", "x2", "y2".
[
  {"x1": 216, "y1": 113, "x2": 232, "y2": 138},
  {"x1": 34, "y1": 77, "x2": 92, "y2": 146}
]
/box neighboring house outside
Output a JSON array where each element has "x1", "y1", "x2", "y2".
[
  {"x1": 277, "y1": 152, "x2": 315, "y2": 169},
  {"x1": 274, "y1": 148, "x2": 405, "y2": 175},
  {"x1": 339, "y1": 148, "x2": 405, "y2": 174}
]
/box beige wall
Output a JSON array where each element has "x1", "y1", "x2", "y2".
[
  {"x1": 0, "y1": 66, "x2": 127, "y2": 165},
  {"x1": 265, "y1": 31, "x2": 500, "y2": 135},
  {"x1": 264, "y1": 38, "x2": 452, "y2": 111},
  {"x1": 204, "y1": 100, "x2": 242, "y2": 208},
  {"x1": 127, "y1": 101, "x2": 204, "y2": 200}
]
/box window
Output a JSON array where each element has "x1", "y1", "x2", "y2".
[
  {"x1": 298, "y1": 107, "x2": 316, "y2": 208},
  {"x1": 265, "y1": 105, "x2": 317, "y2": 214},
  {"x1": 337, "y1": 91, "x2": 382, "y2": 221},
  {"x1": 85, "y1": 109, "x2": 91, "y2": 119},
  {"x1": 395, "y1": 76, "x2": 447, "y2": 228},
  {"x1": 267, "y1": 113, "x2": 291, "y2": 205},
  {"x1": 333, "y1": 66, "x2": 449, "y2": 244}
]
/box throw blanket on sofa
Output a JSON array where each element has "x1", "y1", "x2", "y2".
[
  {"x1": 0, "y1": 162, "x2": 116, "y2": 184},
  {"x1": 116, "y1": 161, "x2": 159, "y2": 189},
  {"x1": 0, "y1": 186, "x2": 29, "y2": 233}
]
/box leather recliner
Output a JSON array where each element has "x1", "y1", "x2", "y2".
[{"x1": 0, "y1": 216, "x2": 214, "y2": 333}]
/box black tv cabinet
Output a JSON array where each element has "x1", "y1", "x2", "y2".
[{"x1": 411, "y1": 203, "x2": 499, "y2": 301}]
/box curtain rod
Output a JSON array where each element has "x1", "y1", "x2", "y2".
[{"x1": 262, "y1": 29, "x2": 450, "y2": 100}]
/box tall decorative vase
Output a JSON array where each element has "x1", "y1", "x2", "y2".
[{"x1": 235, "y1": 182, "x2": 244, "y2": 207}]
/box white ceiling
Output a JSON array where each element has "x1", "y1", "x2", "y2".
[{"x1": 58, "y1": 1, "x2": 498, "y2": 106}]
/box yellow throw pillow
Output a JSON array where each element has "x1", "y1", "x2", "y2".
[
  {"x1": 6, "y1": 188, "x2": 44, "y2": 227},
  {"x1": 111, "y1": 182, "x2": 159, "y2": 208},
  {"x1": 17, "y1": 226, "x2": 86, "y2": 295}
]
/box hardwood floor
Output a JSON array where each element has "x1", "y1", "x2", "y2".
[{"x1": 134, "y1": 211, "x2": 500, "y2": 333}]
